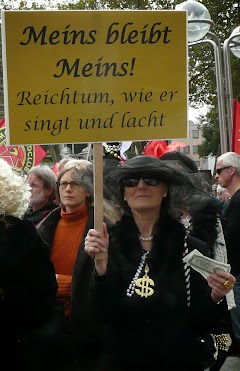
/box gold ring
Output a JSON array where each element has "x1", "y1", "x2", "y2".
[{"x1": 223, "y1": 280, "x2": 231, "y2": 289}]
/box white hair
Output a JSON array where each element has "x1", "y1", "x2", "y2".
[
  {"x1": 217, "y1": 152, "x2": 240, "y2": 175},
  {"x1": 0, "y1": 159, "x2": 31, "y2": 218}
]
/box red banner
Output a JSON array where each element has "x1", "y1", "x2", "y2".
[
  {"x1": 232, "y1": 99, "x2": 240, "y2": 154},
  {"x1": 0, "y1": 117, "x2": 46, "y2": 174}
]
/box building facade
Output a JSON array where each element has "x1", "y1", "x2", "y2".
[{"x1": 175, "y1": 119, "x2": 209, "y2": 170}]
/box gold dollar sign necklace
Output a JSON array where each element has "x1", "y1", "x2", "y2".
[
  {"x1": 126, "y1": 251, "x2": 155, "y2": 298},
  {"x1": 135, "y1": 263, "x2": 154, "y2": 297}
]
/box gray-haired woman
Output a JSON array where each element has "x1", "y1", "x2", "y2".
[{"x1": 38, "y1": 159, "x2": 115, "y2": 371}]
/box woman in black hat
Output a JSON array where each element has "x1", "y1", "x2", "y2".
[{"x1": 84, "y1": 155, "x2": 235, "y2": 371}]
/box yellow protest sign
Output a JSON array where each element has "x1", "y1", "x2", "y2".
[{"x1": 1, "y1": 10, "x2": 188, "y2": 145}]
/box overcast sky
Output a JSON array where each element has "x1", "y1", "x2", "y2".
[{"x1": 1, "y1": 0, "x2": 76, "y2": 9}]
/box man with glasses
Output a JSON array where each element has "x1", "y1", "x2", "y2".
[
  {"x1": 215, "y1": 151, "x2": 240, "y2": 353},
  {"x1": 23, "y1": 164, "x2": 58, "y2": 226}
]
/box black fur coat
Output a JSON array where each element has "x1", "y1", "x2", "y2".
[
  {"x1": 90, "y1": 212, "x2": 228, "y2": 371},
  {"x1": 0, "y1": 216, "x2": 57, "y2": 370}
]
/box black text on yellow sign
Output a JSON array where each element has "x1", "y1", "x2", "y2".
[{"x1": 1, "y1": 10, "x2": 188, "y2": 145}]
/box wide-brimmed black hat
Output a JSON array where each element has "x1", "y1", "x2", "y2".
[
  {"x1": 159, "y1": 151, "x2": 216, "y2": 214},
  {"x1": 106, "y1": 155, "x2": 193, "y2": 184},
  {"x1": 104, "y1": 155, "x2": 211, "y2": 216}
]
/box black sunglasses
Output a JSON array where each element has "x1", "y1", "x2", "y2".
[
  {"x1": 216, "y1": 166, "x2": 232, "y2": 175},
  {"x1": 121, "y1": 177, "x2": 161, "y2": 187}
]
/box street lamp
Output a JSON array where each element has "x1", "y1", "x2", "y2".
[
  {"x1": 176, "y1": 0, "x2": 212, "y2": 42},
  {"x1": 176, "y1": 0, "x2": 228, "y2": 154},
  {"x1": 223, "y1": 26, "x2": 240, "y2": 149}
]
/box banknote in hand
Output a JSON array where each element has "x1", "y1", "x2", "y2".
[{"x1": 182, "y1": 249, "x2": 231, "y2": 280}]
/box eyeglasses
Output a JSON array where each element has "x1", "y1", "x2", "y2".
[
  {"x1": 216, "y1": 166, "x2": 232, "y2": 175},
  {"x1": 29, "y1": 183, "x2": 45, "y2": 189},
  {"x1": 121, "y1": 177, "x2": 161, "y2": 187},
  {"x1": 57, "y1": 181, "x2": 82, "y2": 189}
]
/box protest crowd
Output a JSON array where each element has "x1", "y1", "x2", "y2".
[
  {"x1": 0, "y1": 136, "x2": 240, "y2": 371},
  {"x1": 1, "y1": 2, "x2": 240, "y2": 370}
]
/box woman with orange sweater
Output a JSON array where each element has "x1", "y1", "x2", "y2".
[{"x1": 38, "y1": 159, "x2": 105, "y2": 371}]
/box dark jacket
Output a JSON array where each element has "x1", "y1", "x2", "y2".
[
  {"x1": 0, "y1": 216, "x2": 58, "y2": 371},
  {"x1": 23, "y1": 201, "x2": 58, "y2": 226},
  {"x1": 38, "y1": 206, "x2": 103, "y2": 370},
  {"x1": 90, "y1": 213, "x2": 227, "y2": 371},
  {"x1": 224, "y1": 188, "x2": 240, "y2": 276}
]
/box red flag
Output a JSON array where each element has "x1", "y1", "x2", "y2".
[
  {"x1": 232, "y1": 99, "x2": 240, "y2": 154},
  {"x1": 0, "y1": 117, "x2": 46, "y2": 174},
  {"x1": 51, "y1": 162, "x2": 59, "y2": 176}
]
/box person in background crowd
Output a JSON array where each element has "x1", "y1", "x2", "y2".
[
  {"x1": 84, "y1": 155, "x2": 235, "y2": 371},
  {"x1": 160, "y1": 151, "x2": 234, "y2": 370},
  {"x1": 212, "y1": 182, "x2": 218, "y2": 198},
  {"x1": 202, "y1": 180, "x2": 212, "y2": 194},
  {"x1": 103, "y1": 142, "x2": 122, "y2": 166},
  {"x1": 37, "y1": 159, "x2": 117, "y2": 371},
  {"x1": 215, "y1": 185, "x2": 231, "y2": 240},
  {"x1": 217, "y1": 185, "x2": 231, "y2": 206},
  {"x1": 215, "y1": 152, "x2": 240, "y2": 353},
  {"x1": 54, "y1": 156, "x2": 76, "y2": 176},
  {"x1": 23, "y1": 164, "x2": 58, "y2": 226},
  {"x1": 0, "y1": 158, "x2": 58, "y2": 370}
]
